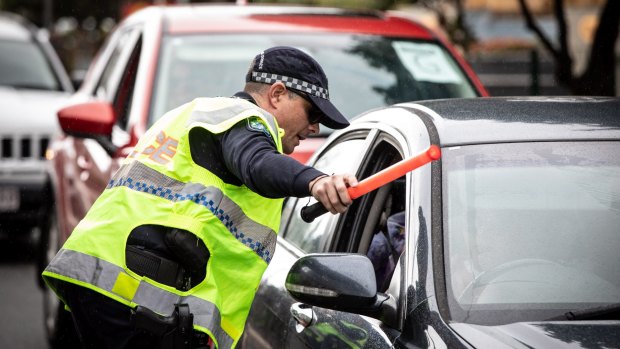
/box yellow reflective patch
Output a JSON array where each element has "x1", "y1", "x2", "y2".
[
  {"x1": 112, "y1": 272, "x2": 140, "y2": 301},
  {"x1": 221, "y1": 318, "x2": 240, "y2": 340}
]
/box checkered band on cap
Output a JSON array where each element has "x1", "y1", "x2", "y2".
[{"x1": 251, "y1": 71, "x2": 329, "y2": 100}]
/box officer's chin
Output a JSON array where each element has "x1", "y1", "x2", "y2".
[{"x1": 282, "y1": 142, "x2": 295, "y2": 155}]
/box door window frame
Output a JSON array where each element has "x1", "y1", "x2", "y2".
[
  {"x1": 93, "y1": 26, "x2": 142, "y2": 103},
  {"x1": 279, "y1": 129, "x2": 374, "y2": 253}
]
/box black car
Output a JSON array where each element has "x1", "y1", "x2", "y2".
[{"x1": 239, "y1": 96, "x2": 620, "y2": 348}]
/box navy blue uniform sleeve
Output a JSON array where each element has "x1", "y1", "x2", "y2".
[{"x1": 219, "y1": 120, "x2": 325, "y2": 199}]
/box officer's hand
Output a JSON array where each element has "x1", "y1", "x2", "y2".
[{"x1": 309, "y1": 174, "x2": 358, "y2": 214}]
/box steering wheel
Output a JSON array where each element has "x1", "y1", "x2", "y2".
[{"x1": 458, "y1": 258, "x2": 566, "y2": 304}]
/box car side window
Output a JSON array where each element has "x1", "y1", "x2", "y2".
[
  {"x1": 94, "y1": 27, "x2": 140, "y2": 104},
  {"x1": 336, "y1": 136, "x2": 406, "y2": 293},
  {"x1": 94, "y1": 27, "x2": 142, "y2": 147},
  {"x1": 112, "y1": 35, "x2": 141, "y2": 131},
  {"x1": 281, "y1": 137, "x2": 368, "y2": 253}
]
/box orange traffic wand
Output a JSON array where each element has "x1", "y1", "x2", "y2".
[{"x1": 301, "y1": 145, "x2": 441, "y2": 223}]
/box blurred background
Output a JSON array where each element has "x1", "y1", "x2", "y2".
[{"x1": 2, "y1": 0, "x2": 619, "y2": 96}]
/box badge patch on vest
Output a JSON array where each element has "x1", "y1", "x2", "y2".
[{"x1": 246, "y1": 117, "x2": 272, "y2": 139}]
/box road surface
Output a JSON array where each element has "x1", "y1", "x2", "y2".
[{"x1": 0, "y1": 234, "x2": 49, "y2": 349}]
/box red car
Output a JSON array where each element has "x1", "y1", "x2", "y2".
[{"x1": 39, "y1": 4, "x2": 487, "y2": 347}]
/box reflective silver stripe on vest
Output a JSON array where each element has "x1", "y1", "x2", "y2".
[
  {"x1": 46, "y1": 249, "x2": 234, "y2": 348},
  {"x1": 188, "y1": 100, "x2": 279, "y2": 137},
  {"x1": 107, "y1": 161, "x2": 276, "y2": 264}
]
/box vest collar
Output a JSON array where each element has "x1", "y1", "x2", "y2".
[{"x1": 233, "y1": 91, "x2": 257, "y2": 105}]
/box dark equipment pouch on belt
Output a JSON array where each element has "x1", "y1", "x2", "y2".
[
  {"x1": 131, "y1": 303, "x2": 193, "y2": 349},
  {"x1": 126, "y1": 225, "x2": 209, "y2": 291},
  {"x1": 126, "y1": 245, "x2": 187, "y2": 290},
  {"x1": 165, "y1": 228, "x2": 209, "y2": 286}
]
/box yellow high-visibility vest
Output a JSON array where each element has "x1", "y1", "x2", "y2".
[{"x1": 43, "y1": 97, "x2": 284, "y2": 348}]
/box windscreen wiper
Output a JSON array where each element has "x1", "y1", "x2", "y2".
[{"x1": 552, "y1": 303, "x2": 620, "y2": 321}]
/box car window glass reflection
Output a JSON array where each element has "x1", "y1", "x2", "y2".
[
  {"x1": 112, "y1": 36, "x2": 142, "y2": 132},
  {"x1": 149, "y1": 34, "x2": 478, "y2": 129},
  {"x1": 0, "y1": 40, "x2": 60, "y2": 90},
  {"x1": 283, "y1": 139, "x2": 366, "y2": 253},
  {"x1": 443, "y1": 141, "x2": 620, "y2": 324},
  {"x1": 95, "y1": 28, "x2": 137, "y2": 100}
]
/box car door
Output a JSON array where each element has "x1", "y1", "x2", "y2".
[
  {"x1": 284, "y1": 129, "x2": 411, "y2": 349},
  {"x1": 242, "y1": 122, "x2": 417, "y2": 348},
  {"x1": 240, "y1": 132, "x2": 372, "y2": 348}
]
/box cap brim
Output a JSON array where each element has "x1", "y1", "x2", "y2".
[{"x1": 308, "y1": 95, "x2": 349, "y2": 129}]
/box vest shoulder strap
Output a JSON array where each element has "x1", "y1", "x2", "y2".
[{"x1": 187, "y1": 97, "x2": 279, "y2": 140}]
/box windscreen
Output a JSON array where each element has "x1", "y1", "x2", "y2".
[
  {"x1": 150, "y1": 33, "x2": 478, "y2": 130},
  {"x1": 442, "y1": 141, "x2": 620, "y2": 325},
  {"x1": 0, "y1": 40, "x2": 60, "y2": 91}
]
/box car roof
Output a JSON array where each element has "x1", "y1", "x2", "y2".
[
  {"x1": 146, "y1": 4, "x2": 435, "y2": 39},
  {"x1": 398, "y1": 96, "x2": 620, "y2": 146},
  {"x1": 0, "y1": 12, "x2": 36, "y2": 41}
]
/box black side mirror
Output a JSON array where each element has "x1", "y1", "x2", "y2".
[{"x1": 285, "y1": 253, "x2": 390, "y2": 314}]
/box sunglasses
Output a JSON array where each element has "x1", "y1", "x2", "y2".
[{"x1": 294, "y1": 91, "x2": 323, "y2": 125}]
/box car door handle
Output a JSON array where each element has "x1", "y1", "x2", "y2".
[{"x1": 290, "y1": 303, "x2": 315, "y2": 329}]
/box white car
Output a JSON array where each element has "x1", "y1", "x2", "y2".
[{"x1": 0, "y1": 12, "x2": 72, "y2": 239}]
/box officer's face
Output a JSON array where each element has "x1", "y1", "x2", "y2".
[{"x1": 276, "y1": 90, "x2": 321, "y2": 154}]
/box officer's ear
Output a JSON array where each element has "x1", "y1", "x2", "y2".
[{"x1": 267, "y1": 82, "x2": 287, "y2": 108}]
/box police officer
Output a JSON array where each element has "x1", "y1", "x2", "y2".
[{"x1": 42, "y1": 46, "x2": 357, "y2": 349}]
